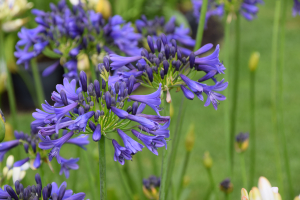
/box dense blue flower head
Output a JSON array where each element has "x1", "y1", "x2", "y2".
[
  {"x1": 240, "y1": 0, "x2": 264, "y2": 20},
  {"x1": 1, "y1": 173, "x2": 85, "y2": 199},
  {"x1": 191, "y1": 0, "x2": 224, "y2": 26},
  {"x1": 15, "y1": 0, "x2": 141, "y2": 79},
  {"x1": 293, "y1": 0, "x2": 300, "y2": 17},
  {"x1": 136, "y1": 15, "x2": 195, "y2": 55},
  {"x1": 107, "y1": 36, "x2": 227, "y2": 109},
  {"x1": 34, "y1": 71, "x2": 170, "y2": 165}
]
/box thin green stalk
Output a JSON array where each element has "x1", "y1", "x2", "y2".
[
  {"x1": 89, "y1": 59, "x2": 97, "y2": 81},
  {"x1": 177, "y1": 151, "x2": 191, "y2": 197},
  {"x1": 249, "y1": 70, "x2": 256, "y2": 187},
  {"x1": 0, "y1": 27, "x2": 17, "y2": 130},
  {"x1": 123, "y1": 163, "x2": 136, "y2": 193},
  {"x1": 271, "y1": 0, "x2": 284, "y2": 197},
  {"x1": 71, "y1": 147, "x2": 81, "y2": 191},
  {"x1": 223, "y1": 14, "x2": 231, "y2": 176},
  {"x1": 99, "y1": 136, "x2": 107, "y2": 200},
  {"x1": 240, "y1": 153, "x2": 247, "y2": 189},
  {"x1": 203, "y1": 186, "x2": 213, "y2": 200},
  {"x1": 225, "y1": 193, "x2": 229, "y2": 200},
  {"x1": 163, "y1": 96, "x2": 186, "y2": 199},
  {"x1": 152, "y1": 154, "x2": 159, "y2": 175},
  {"x1": 207, "y1": 168, "x2": 219, "y2": 200},
  {"x1": 278, "y1": 0, "x2": 294, "y2": 198},
  {"x1": 194, "y1": 0, "x2": 208, "y2": 51},
  {"x1": 31, "y1": 59, "x2": 45, "y2": 106},
  {"x1": 229, "y1": 14, "x2": 241, "y2": 174},
  {"x1": 159, "y1": 91, "x2": 170, "y2": 200},
  {"x1": 82, "y1": 150, "x2": 97, "y2": 199}
]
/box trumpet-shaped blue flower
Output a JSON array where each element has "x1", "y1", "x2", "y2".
[
  {"x1": 203, "y1": 79, "x2": 228, "y2": 110},
  {"x1": 240, "y1": 0, "x2": 264, "y2": 20},
  {"x1": 117, "y1": 129, "x2": 144, "y2": 154},
  {"x1": 112, "y1": 139, "x2": 132, "y2": 165},
  {"x1": 58, "y1": 156, "x2": 79, "y2": 179}
]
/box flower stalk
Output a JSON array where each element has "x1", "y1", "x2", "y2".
[
  {"x1": 271, "y1": 0, "x2": 284, "y2": 197},
  {"x1": 194, "y1": 0, "x2": 208, "y2": 51},
  {"x1": 30, "y1": 59, "x2": 45, "y2": 107},
  {"x1": 99, "y1": 135, "x2": 107, "y2": 200},
  {"x1": 0, "y1": 24, "x2": 17, "y2": 129},
  {"x1": 82, "y1": 150, "x2": 97, "y2": 199},
  {"x1": 240, "y1": 152, "x2": 247, "y2": 189}
]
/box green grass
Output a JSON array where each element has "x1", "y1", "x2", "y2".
[{"x1": 2, "y1": 0, "x2": 300, "y2": 199}]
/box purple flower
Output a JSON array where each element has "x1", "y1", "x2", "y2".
[
  {"x1": 240, "y1": 0, "x2": 264, "y2": 20},
  {"x1": 180, "y1": 74, "x2": 204, "y2": 100},
  {"x1": 131, "y1": 129, "x2": 167, "y2": 155},
  {"x1": 54, "y1": 102, "x2": 79, "y2": 133},
  {"x1": 127, "y1": 114, "x2": 159, "y2": 131},
  {"x1": 181, "y1": 85, "x2": 195, "y2": 100},
  {"x1": 0, "y1": 140, "x2": 20, "y2": 161},
  {"x1": 38, "y1": 131, "x2": 74, "y2": 163},
  {"x1": 109, "y1": 54, "x2": 142, "y2": 70},
  {"x1": 68, "y1": 111, "x2": 95, "y2": 132},
  {"x1": 203, "y1": 79, "x2": 228, "y2": 110},
  {"x1": 129, "y1": 83, "x2": 162, "y2": 115},
  {"x1": 58, "y1": 155, "x2": 79, "y2": 178},
  {"x1": 293, "y1": 0, "x2": 300, "y2": 16},
  {"x1": 117, "y1": 129, "x2": 144, "y2": 154},
  {"x1": 92, "y1": 124, "x2": 101, "y2": 142},
  {"x1": 139, "y1": 119, "x2": 171, "y2": 138},
  {"x1": 66, "y1": 134, "x2": 89, "y2": 149},
  {"x1": 112, "y1": 139, "x2": 132, "y2": 165},
  {"x1": 13, "y1": 157, "x2": 29, "y2": 167},
  {"x1": 33, "y1": 153, "x2": 42, "y2": 169},
  {"x1": 42, "y1": 61, "x2": 60, "y2": 77},
  {"x1": 111, "y1": 107, "x2": 128, "y2": 119}
]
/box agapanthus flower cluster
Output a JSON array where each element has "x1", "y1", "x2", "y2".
[
  {"x1": 108, "y1": 36, "x2": 228, "y2": 110},
  {"x1": 142, "y1": 175, "x2": 161, "y2": 199},
  {"x1": 191, "y1": 0, "x2": 264, "y2": 22},
  {"x1": 14, "y1": 0, "x2": 141, "y2": 79},
  {"x1": 135, "y1": 15, "x2": 195, "y2": 56},
  {"x1": 33, "y1": 70, "x2": 170, "y2": 165},
  {"x1": 191, "y1": 0, "x2": 224, "y2": 26},
  {"x1": 293, "y1": 0, "x2": 300, "y2": 17},
  {"x1": 0, "y1": 129, "x2": 87, "y2": 179},
  {"x1": 0, "y1": 173, "x2": 86, "y2": 200}
]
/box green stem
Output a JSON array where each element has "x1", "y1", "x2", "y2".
[
  {"x1": 82, "y1": 150, "x2": 97, "y2": 199},
  {"x1": 31, "y1": 59, "x2": 45, "y2": 106},
  {"x1": 99, "y1": 136, "x2": 107, "y2": 200},
  {"x1": 0, "y1": 26, "x2": 17, "y2": 130},
  {"x1": 152, "y1": 153, "x2": 159, "y2": 175},
  {"x1": 223, "y1": 14, "x2": 231, "y2": 176},
  {"x1": 89, "y1": 59, "x2": 97, "y2": 81},
  {"x1": 203, "y1": 186, "x2": 213, "y2": 200},
  {"x1": 229, "y1": 14, "x2": 241, "y2": 174},
  {"x1": 177, "y1": 151, "x2": 191, "y2": 197},
  {"x1": 114, "y1": 159, "x2": 133, "y2": 200},
  {"x1": 271, "y1": 0, "x2": 284, "y2": 197},
  {"x1": 225, "y1": 193, "x2": 229, "y2": 200},
  {"x1": 163, "y1": 96, "x2": 186, "y2": 199},
  {"x1": 240, "y1": 153, "x2": 247, "y2": 189},
  {"x1": 278, "y1": 0, "x2": 293, "y2": 198},
  {"x1": 207, "y1": 168, "x2": 219, "y2": 200},
  {"x1": 249, "y1": 70, "x2": 256, "y2": 187},
  {"x1": 71, "y1": 147, "x2": 81, "y2": 191},
  {"x1": 194, "y1": 0, "x2": 208, "y2": 51},
  {"x1": 159, "y1": 91, "x2": 170, "y2": 200}
]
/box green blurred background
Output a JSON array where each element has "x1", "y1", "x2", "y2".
[{"x1": 1, "y1": 0, "x2": 300, "y2": 199}]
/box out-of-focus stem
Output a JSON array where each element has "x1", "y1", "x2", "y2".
[
  {"x1": 240, "y1": 153, "x2": 247, "y2": 189},
  {"x1": 99, "y1": 136, "x2": 107, "y2": 200},
  {"x1": 194, "y1": 0, "x2": 208, "y2": 51},
  {"x1": 207, "y1": 168, "x2": 219, "y2": 200},
  {"x1": 82, "y1": 149, "x2": 97, "y2": 199},
  {"x1": 31, "y1": 59, "x2": 45, "y2": 107},
  {"x1": 278, "y1": 0, "x2": 294, "y2": 198},
  {"x1": 177, "y1": 151, "x2": 190, "y2": 197},
  {"x1": 271, "y1": 0, "x2": 284, "y2": 197},
  {"x1": 0, "y1": 25, "x2": 17, "y2": 129},
  {"x1": 249, "y1": 69, "x2": 256, "y2": 187},
  {"x1": 229, "y1": 14, "x2": 240, "y2": 174}
]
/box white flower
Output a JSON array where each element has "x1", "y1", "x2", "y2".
[{"x1": 6, "y1": 155, "x2": 14, "y2": 169}]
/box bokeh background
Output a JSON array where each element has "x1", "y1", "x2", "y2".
[{"x1": 1, "y1": 0, "x2": 300, "y2": 199}]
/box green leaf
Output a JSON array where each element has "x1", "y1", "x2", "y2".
[{"x1": 42, "y1": 47, "x2": 61, "y2": 59}]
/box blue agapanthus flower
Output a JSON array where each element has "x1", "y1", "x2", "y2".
[
  {"x1": 15, "y1": 0, "x2": 141, "y2": 80},
  {"x1": 107, "y1": 36, "x2": 228, "y2": 110},
  {"x1": 191, "y1": 0, "x2": 224, "y2": 26},
  {"x1": 35, "y1": 71, "x2": 170, "y2": 165},
  {"x1": 293, "y1": 0, "x2": 300, "y2": 16},
  {"x1": 0, "y1": 173, "x2": 85, "y2": 199},
  {"x1": 136, "y1": 15, "x2": 195, "y2": 55},
  {"x1": 240, "y1": 0, "x2": 264, "y2": 20}
]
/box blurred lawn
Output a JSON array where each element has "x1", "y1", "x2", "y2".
[{"x1": 3, "y1": 0, "x2": 300, "y2": 199}]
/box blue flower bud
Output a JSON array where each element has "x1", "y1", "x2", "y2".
[
  {"x1": 31, "y1": 140, "x2": 36, "y2": 153},
  {"x1": 128, "y1": 75, "x2": 135, "y2": 95},
  {"x1": 154, "y1": 58, "x2": 160, "y2": 67},
  {"x1": 189, "y1": 52, "x2": 195, "y2": 68},
  {"x1": 89, "y1": 121, "x2": 96, "y2": 131},
  {"x1": 94, "y1": 111, "x2": 100, "y2": 121},
  {"x1": 181, "y1": 85, "x2": 194, "y2": 100},
  {"x1": 23, "y1": 143, "x2": 29, "y2": 153},
  {"x1": 163, "y1": 60, "x2": 169, "y2": 75},
  {"x1": 102, "y1": 79, "x2": 106, "y2": 90},
  {"x1": 171, "y1": 39, "x2": 177, "y2": 52},
  {"x1": 35, "y1": 174, "x2": 42, "y2": 188},
  {"x1": 105, "y1": 91, "x2": 111, "y2": 109},
  {"x1": 170, "y1": 46, "x2": 176, "y2": 57},
  {"x1": 124, "y1": 88, "x2": 128, "y2": 97},
  {"x1": 47, "y1": 184, "x2": 52, "y2": 197},
  {"x1": 58, "y1": 184, "x2": 66, "y2": 200},
  {"x1": 111, "y1": 107, "x2": 128, "y2": 119},
  {"x1": 156, "y1": 38, "x2": 162, "y2": 52},
  {"x1": 182, "y1": 57, "x2": 187, "y2": 64},
  {"x1": 15, "y1": 181, "x2": 20, "y2": 194},
  {"x1": 147, "y1": 36, "x2": 155, "y2": 53},
  {"x1": 132, "y1": 102, "x2": 139, "y2": 115},
  {"x1": 82, "y1": 37, "x2": 88, "y2": 49},
  {"x1": 176, "y1": 60, "x2": 181, "y2": 71},
  {"x1": 160, "y1": 33, "x2": 167, "y2": 45},
  {"x1": 160, "y1": 69, "x2": 165, "y2": 79},
  {"x1": 146, "y1": 65, "x2": 153, "y2": 82},
  {"x1": 94, "y1": 80, "x2": 101, "y2": 100},
  {"x1": 158, "y1": 52, "x2": 164, "y2": 61},
  {"x1": 98, "y1": 63, "x2": 105, "y2": 73},
  {"x1": 97, "y1": 44, "x2": 101, "y2": 54},
  {"x1": 69, "y1": 46, "x2": 80, "y2": 57},
  {"x1": 7, "y1": 186, "x2": 18, "y2": 200},
  {"x1": 103, "y1": 57, "x2": 110, "y2": 71},
  {"x1": 164, "y1": 44, "x2": 170, "y2": 59},
  {"x1": 78, "y1": 106, "x2": 84, "y2": 115},
  {"x1": 87, "y1": 83, "x2": 94, "y2": 96},
  {"x1": 51, "y1": 193, "x2": 58, "y2": 200},
  {"x1": 84, "y1": 104, "x2": 90, "y2": 112},
  {"x1": 137, "y1": 63, "x2": 144, "y2": 71},
  {"x1": 115, "y1": 82, "x2": 120, "y2": 94},
  {"x1": 177, "y1": 49, "x2": 182, "y2": 61},
  {"x1": 93, "y1": 124, "x2": 101, "y2": 142},
  {"x1": 59, "y1": 90, "x2": 68, "y2": 106},
  {"x1": 141, "y1": 48, "x2": 149, "y2": 59},
  {"x1": 79, "y1": 71, "x2": 87, "y2": 92}
]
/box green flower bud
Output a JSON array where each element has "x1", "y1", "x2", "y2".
[{"x1": 249, "y1": 52, "x2": 260, "y2": 72}]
